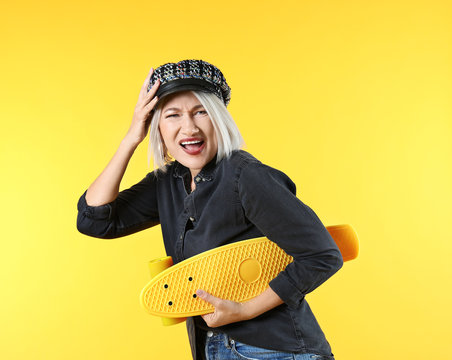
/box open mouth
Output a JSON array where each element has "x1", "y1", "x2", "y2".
[{"x1": 180, "y1": 139, "x2": 205, "y2": 154}]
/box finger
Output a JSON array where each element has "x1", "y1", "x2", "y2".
[
  {"x1": 143, "y1": 95, "x2": 159, "y2": 113},
  {"x1": 139, "y1": 79, "x2": 160, "y2": 110},
  {"x1": 201, "y1": 313, "x2": 219, "y2": 328},
  {"x1": 196, "y1": 289, "x2": 221, "y2": 307},
  {"x1": 201, "y1": 313, "x2": 213, "y2": 322},
  {"x1": 140, "y1": 78, "x2": 160, "y2": 107}
]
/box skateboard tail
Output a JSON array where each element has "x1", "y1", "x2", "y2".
[{"x1": 141, "y1": 256, "x2": 188, "y2": 325}]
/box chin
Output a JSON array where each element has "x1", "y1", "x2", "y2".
[
  {"x1": 176, "y1": 153, "x2": 212, "y2": 172},
  {"x1": 172, "y1": 147, "x2": 217, "y2": 173},
  {"x1": 183, "y1": 158, "x2": 208, "y2": 170}
]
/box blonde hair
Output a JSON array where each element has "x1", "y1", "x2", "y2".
[{"x1": 147, "y1": 90, "x2": 244, "y2": 172}]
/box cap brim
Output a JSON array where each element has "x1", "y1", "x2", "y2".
[{"x1": 151, "y1": 78, "x2": 218, "y2": 110}]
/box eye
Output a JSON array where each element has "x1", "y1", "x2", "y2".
[
  {"x1": 166, "y1": 114, "x2": 178, "y2": 118},
  {"x1": 196, "y1": 110, "x2": 207, "y2": 115}
]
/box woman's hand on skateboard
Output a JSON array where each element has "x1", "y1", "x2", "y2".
[
  {"x1": 196, "y1": 287, "x2": 285, "y2": 328},
  {"x1": 196, "y1": 289, "x2": 248, "y2": 327}
]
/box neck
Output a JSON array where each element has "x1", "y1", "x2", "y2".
[{"x1": 190, "y1": 169, "x2": 201, "y2": 180}]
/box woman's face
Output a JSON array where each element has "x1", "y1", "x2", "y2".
[{"x1": 158, "y1": 91, "x2": 218, "y2": 177}]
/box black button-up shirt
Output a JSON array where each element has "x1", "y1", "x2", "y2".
[{"x1": 76, "y1": 150, "x2": 343, "y2": 358}]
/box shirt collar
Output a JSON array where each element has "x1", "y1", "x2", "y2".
[{"x1": 172, "y1": 154, "x2": 218, "y2": 181}]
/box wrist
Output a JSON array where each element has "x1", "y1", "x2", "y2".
[
  {"x1": 239, "y1": 301, "x2": 255, "y2": 321},
  {"x1": 121, "y1": 136, "x2": 140, "y2": 151}
]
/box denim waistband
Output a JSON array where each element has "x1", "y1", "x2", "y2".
[
  {"x1": 200, "y1": 330, "x2": 335, "y2": 360},
  {"x1": 204, "y1": 330, "x2": 230, "y2": 347}
]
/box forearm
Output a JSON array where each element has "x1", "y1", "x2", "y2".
[
  {"x1": 241, "y1": 286, "x2": 284, "y2": 320},
  {"x1": 85, "y1": 136, "x2": 138, "y2": 206}
]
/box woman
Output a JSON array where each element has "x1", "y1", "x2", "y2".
[{"x1": 77, "y1": 59, "x2": 343, "y2": 360}]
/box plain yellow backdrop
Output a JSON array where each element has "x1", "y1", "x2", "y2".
[{"x1": 1, "y1": 0, "x2": 451, "y2": 359}]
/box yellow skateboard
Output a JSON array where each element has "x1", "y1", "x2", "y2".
[{"x1": 140, "y1": 224, "x2": 358, "y2": 325}]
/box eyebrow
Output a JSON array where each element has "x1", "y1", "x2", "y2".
[{"x1": 164, "y1": 104, "x2": 205, "y2": 113}]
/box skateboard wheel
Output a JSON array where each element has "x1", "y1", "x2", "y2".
[
  {"x1": 161, "y1": 317, "x2": 187, "y2": 326},
  {"x1": 148, "y1": 256, "x2": 173, "y2": 278},
  {"x1": 326, "y1": 224, "x2": 359, "y2": 261}
]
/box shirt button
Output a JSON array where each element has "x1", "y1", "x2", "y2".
[
  {"x1": 179, "y1": 235, "x2": 183, "y2": 240},
  {"x1": 207, "y1": 331, "x2": 213, "y2": 337},
  {"x1": 195, "y1": 176, "x2": 201, "y2": 183},
  {"x1": 189, "y1": 216, "x2": 195, "y2": 222}
]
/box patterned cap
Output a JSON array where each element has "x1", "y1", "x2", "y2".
[{"x1": 147, "y1": 59, "x2": 231, "y2": 107}]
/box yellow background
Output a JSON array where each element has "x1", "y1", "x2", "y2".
[{"x1": 1, "y1": 0, "x2": 451, "y2": 359}]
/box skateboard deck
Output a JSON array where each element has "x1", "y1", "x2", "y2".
[{"x1": 140, "y1": 224, "x2": 358, "y2": 325}]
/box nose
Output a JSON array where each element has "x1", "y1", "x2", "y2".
[{"x1": 180, "y1": 113, "x2": 199, "y2": 135}]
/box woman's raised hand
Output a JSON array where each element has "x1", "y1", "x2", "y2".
[{"x1": 124, "y1": 68, "x2": 160, "y2": 147}]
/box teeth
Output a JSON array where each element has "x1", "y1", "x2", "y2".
[{"x1": 181, "y1": 140, "x2": 202, "y2": 145}]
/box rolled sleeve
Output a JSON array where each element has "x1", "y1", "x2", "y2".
[
  {"x1": 238, "y1": 161, "x2": 343, "y2": 309},
  {"x1": 78, "y1": 189, "x2": 114, "y2": 220},
  {"x1": 76, "y1": 172, "x2": 160, "y2": 239}
]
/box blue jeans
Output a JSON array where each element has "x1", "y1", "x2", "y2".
[{"x1": 203, "y1": 331, "x2": 335, "y2": 360}]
